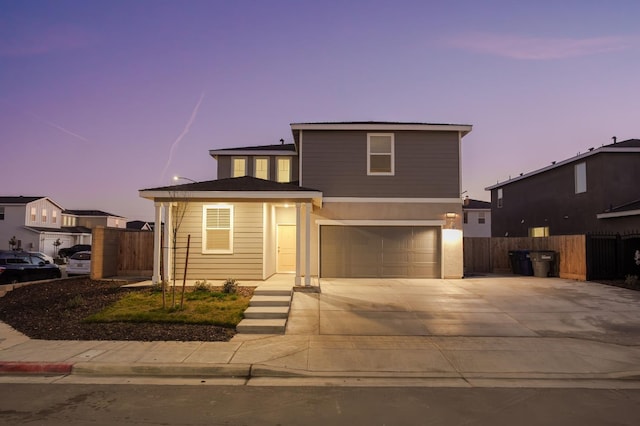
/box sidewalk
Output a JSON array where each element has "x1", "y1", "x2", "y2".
[{"x1": 2, "y1": 277, "x2": 640, "y2": 387}]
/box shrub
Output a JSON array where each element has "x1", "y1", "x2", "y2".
[
  {"x1": 66, "y1": 295, "x2": 85, "y2": 309},
  {"x1": 193, "y1": 280, "x2": 211, "y2": 292},
  {"x1": 625, "y1": 275, "x2": 638, "y2": 287},
  {"x1": 223, "y1": 278, "x2": 238, "y2": 294}
]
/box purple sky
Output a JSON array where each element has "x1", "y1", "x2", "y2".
[{"x1": 1, "y1": 0, "x2": 638, "y2": 221}]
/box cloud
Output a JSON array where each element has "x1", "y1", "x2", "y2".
[
  {"x1": 445, "y1": 33, "x2": 635, "y2": 60},
  {"x1": 0, "y1": 24, "x2": 90, "y2": 56}
]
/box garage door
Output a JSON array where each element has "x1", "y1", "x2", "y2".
[{"x1": 320, "y1": 226, "x2": 441, "y2": 278}]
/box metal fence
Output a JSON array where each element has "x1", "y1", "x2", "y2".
[{"x1": 586, "y1": 232, "x2": 640, "y2": 280}]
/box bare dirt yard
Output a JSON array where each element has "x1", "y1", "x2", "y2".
[{"x1": 0, "y1": 278, "x2": 253, "y2": 342}]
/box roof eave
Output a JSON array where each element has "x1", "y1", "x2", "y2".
[{"x1": 290, "y1": 122, "x2": 473, "y2": 136}]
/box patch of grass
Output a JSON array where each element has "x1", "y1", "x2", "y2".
[{"x1": 84, "y1": 289, "x2": 251, "y2": 327}]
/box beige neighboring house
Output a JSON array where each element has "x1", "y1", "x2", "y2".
[
  {"x1": 140, "y1": 121, "x2": 473, "y2": 285},
  {"x1": 462, "y1": 197, "x2": 491, "y2": 237},
  {"x1": 62, "y1": 209, "x2": 127, "y2": 230}
]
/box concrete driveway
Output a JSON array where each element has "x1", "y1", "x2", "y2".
[{"x1": 286, "y1": 276, "x2": 640, "y2": 345}]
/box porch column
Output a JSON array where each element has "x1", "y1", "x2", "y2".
[
  {"x1": 304, "y1": 202, "x2": 311, "y2": 286},
  {"x1": 152, "y1": 202, "x2": 163, "y2": 284},
  {"x1": 295, "y1": 202, "x2": 302, "y2": 286},
  {"x1": 163, "y1": 203, "x2": 173, "y2": 281}
]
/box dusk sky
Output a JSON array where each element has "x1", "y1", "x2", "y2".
[{"x1": 1, "y1": 0, "x2": 638, "y2": 222}]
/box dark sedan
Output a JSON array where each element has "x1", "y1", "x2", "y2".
[{"x1": 0, "y1": 250, "x2": 62, "y2": 284}]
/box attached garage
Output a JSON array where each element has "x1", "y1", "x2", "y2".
[{"x1": 320, "y1": 225, "x2": 441, "y2": 278}]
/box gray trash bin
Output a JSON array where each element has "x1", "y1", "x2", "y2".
[{"x1": 530, "y1": 251, "x2": 555, "y2": 277}]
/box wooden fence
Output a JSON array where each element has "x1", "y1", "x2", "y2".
[
  {"x1": 464, "y1": 235, "x2": 586, "y2": 280},
  {"x1": 91, "y1": 227, "x2": 154, "y2": 279}
]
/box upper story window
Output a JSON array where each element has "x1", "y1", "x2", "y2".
[
  {"x1": 0, "y1": 207, "x2": 4, "y2": 220},
  {"x1": 367, "y1": 133, "x2": 394, "y2": 175},
  {"x1": 463, "y1": 212, "x2": 468, "y2": 224},
  {"x1": 232, "y1": 157, "x2": 247, "y2": 177},
  {"x1": 497, "y1": 188, "x2": 503, "y2": 208},
  {"x1": 52, "y1": 210, "x2": 57, "y2": 224},
  {"x1": 478, "y1": 212, "x2": 486, "y2": 224},
  {"x1": 202, "y1": 205, "x2": 233, "y2": 254},
  {"x1": 575, "y1": 162, "x2": 587, "y2": 194},
  {"x1": 30, "y1": 207, "x2": 36, "y2": 222},
  {"x1": 254, "y1": 157, "x2": 269, "y2": 180},
  {"x1": 41, "y1": 209, "x2": 47, "y2": 223},
  {"x1": 277, "y1": 157, "x2": 291, "y2": 183}
]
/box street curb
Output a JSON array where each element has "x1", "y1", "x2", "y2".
[
  {"x1": 0, "y1": 361, "x2": 73, "y2": 374},
  {"x1": 71, "y1": 362, "x2": 252, "y2": 378}
]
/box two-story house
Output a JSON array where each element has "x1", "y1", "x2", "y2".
[
  {"x1": 462, "y1": 197, "x2": 491, "y2": 237},
  {"x1": 0, "y1": 198, "x2": 129, "y2": 257},
  {"x1": 0, "y1": 196, "x2": 91, "y2": 256},
  {"x1": 486, "y1": 138, "x2": 640, "y2": 237},
  {"x1": 140, "y1": 121, "x2": 472, "y2": 285}
]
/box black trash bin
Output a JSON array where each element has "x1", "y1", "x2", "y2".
[
  {"x1": 518, "y1": 250, "x2": 533, "y2": 276},
  {"x1": 530, "y1": 251, "x2": 555, "y2": 277},
  {"x1": 509, "y1": 250, "x2": 532, "y2": 276},
  {"x1": 508, "y1": 251, "x2": 521, "y2": 275}
]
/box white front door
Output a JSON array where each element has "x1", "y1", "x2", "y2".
[{"x1": 277, "y1": 224, "x2": 296, "y2": 272}]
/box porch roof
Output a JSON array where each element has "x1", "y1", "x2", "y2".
[{"x1": 139, "y1": 176, "x2": 323, "y2": 204}]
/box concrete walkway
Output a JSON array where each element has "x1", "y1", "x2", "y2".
[{"x1": 1, "y1": 275, "x2": 640, "y2": 387}]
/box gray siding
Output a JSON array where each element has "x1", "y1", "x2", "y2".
[
  {"x1": 491, "y1": 152, "x2": 640, "y2": 237},
  {"x1": 173, "y1": 202, "x2": 264, "y2": 280},
  {"x1": 301, "y1": 130, "x2": 460, "y2": 197}
]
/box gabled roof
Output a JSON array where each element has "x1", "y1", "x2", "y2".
[
  {"x1": 63, "y1": 209, "x2": 124, "y2": 218},
  {"x1": 0, "y1": 196, "x2": 45, "y2": 204},
  {"x1": 0, "y1": 196, "x2": 64, "y2": 210},
  {"x1": 290, "y1": 121, "x2": 473, "y2": 136},
  {"x1": 209, "y1": 143, "x2": 297, "y2": 158},
  {"x1": 463, "y1": 199, "x2": 491, "y2": 210},
  {"x1": 126, "y1": 220, "x2": 152, "y2": 230},
  {"x1": 139, "y1": 176, "x2": 323, "y2": 203},
  {"x1": 486, "y1": 138, "x2": 640, "y2": 190}
]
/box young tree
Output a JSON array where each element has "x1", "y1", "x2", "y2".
[{"x1": 8, "y1": 236, "x2": 17, "y2": 251}]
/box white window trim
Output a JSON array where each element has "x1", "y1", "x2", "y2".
[
  {"x1": 254, "y1": 157, "x2": 269, "y2": 180},
  {"x1": 276, "y1": 156, "x2": 291, "y2": 183},
  {"x1": 231, "y1": 157, "x2": 247, "y2": 178},
  {"x1": 202, "y1": 204, "x2": 234, "y2": 254},
  {"x1": 367, "y1": 133, "x2": 395, "y2": 176},
  {"x1": 497, "y1": 188, "x2": 503, "y2": 208},
  {"x1": 575, "y1": 162, "x2": 587, "y2": 194}
]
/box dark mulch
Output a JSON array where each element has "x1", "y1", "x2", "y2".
[{"x1": 0, "y1": 278, "x2": 253, "y2": 342}]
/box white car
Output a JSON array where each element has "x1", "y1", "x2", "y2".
[
  {"x1": 66, "y1": 251, "x2": 91, "y2": 276},
  {"x1": 28, "y1": 251, "x2": 55, "y2": 264}
]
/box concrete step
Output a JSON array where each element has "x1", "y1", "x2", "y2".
[
  {"x1": 236, "y1": 319, "x2": 287, "y2": 334},
  {"x1": 249, "y1": 295, "x2": 292, "y2": 307},
  {"x1": 253, "y1": 288, "x2": 292, "y2": 297},
  {"x1": 244, "y1": 306, "x2": 290, "y2": 319}
]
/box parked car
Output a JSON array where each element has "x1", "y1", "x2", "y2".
[
  {"x1": 58, "y1": 244, "x2": 91, "y2": 259},
  {"x1": 66, "y1": 251, "x2": 91, "y2": 276},
  {"x1": 0, "y1": 250, "x2": 62, "y2": 284},
  {"x1": 28, "y1": 251, "x2": 55, "y2": 265}
]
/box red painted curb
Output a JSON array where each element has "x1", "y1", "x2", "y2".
[{"x1": 0, "y1": 362, "x2": 73, "y2": 374}]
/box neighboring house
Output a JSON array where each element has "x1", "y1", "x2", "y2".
[
  {"x1": 486, "y1": 138, "x2": 640, "y2": 237},
  {"x1": 0, "y1": 196, "x2": 91, "y2": 257},
  {"x1": 140, "y1": 121, "x2": 473, "y2": 284},
  {"x1": 63, "y1": 209, "x2": 127, "y2": 229},
  {"x1": 127, "y1": 220, "x2": 153, "y2": 231},
  {"x1": 462, "y1": 197, "x2": 491, "y2": 237}
]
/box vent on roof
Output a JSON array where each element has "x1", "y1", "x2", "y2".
[{"x1": 612, "y1": 136, "x2": 617, "y2": 144}]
